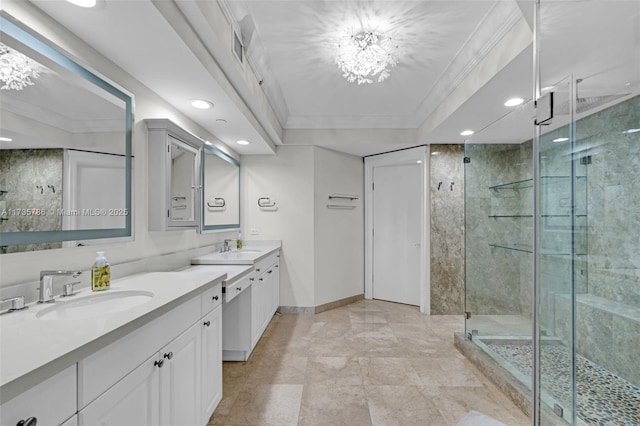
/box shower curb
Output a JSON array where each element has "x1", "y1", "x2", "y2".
[{"x1": 454, "y1": 333, "x2": 567, "y2": 426}]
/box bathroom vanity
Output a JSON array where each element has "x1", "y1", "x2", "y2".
[
  {"x1": 190, "y1": 242, "x2": 281, "y2": 361},
  {"x1": 0, "y1": 271, "x2": 225, "y2": 426}
]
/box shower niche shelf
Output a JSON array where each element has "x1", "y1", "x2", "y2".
[
  {"x1": 489, "y1": 175, "x2": 586, "y2": 192},
  {"x1": 489, "y1": 243, "x2": 586, "y2": 256}
]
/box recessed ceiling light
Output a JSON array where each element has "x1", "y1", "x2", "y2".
[
  {"x1": 416, "y1": 160, "x2": 422, "y2": 164},
  {"x1": 0, "y1": 137, "x2": 13, "y2": 142},
  {"x1": 191, "y1": 99, "x2": 212, "y2": 110},
  {"x1": 623, "y1": 128, "x2": 640, "y2": 134},
  {"x1": 66, "y1": 0, "x2": 97, "y2": 7},
  {"x1": 236, "y1": 140, "x2": 251, "y2": 145},
  {"x1": 204, "y1": 140, "x2": 212, "y2": 146},
  {"x1": 504, "y1": 97, "x2": 524, "y2": 107},
  {"x1": 553, "y1": 137, "x2": 569, "y2": 143},
  {"x1": 460, "y1": 130, "x2": 474, "y2": 136}
]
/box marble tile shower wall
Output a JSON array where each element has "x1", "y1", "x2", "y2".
[
  {"x1": 430, "y1": 144, "x2": 464, "y2": 315},
  {"x1": 581, "y1": 95, "x2": 640, "y2": 306},
  {"x1": 464, "y1": 142, "x2": 533, "y2": 317},
  {"x1": 0, "y1": 149, "x2": 63, "y2": 252},
  {"x1": 550, "y1": 95, "x2": 640, "y2": 386}
]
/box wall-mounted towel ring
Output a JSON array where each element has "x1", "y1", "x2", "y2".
[
  {"x1": 48, "y1": 185, "x2": 56, "y2": 193},
  {"x1": 36, "y1": 185, "x2": 43, "y2": 194},
  {"x1": 328, "y1": 194, "x2": 359, "y2": 201},
  {"x1": 450, "y1": 182, "x2": 455, "y2": 191},
  {"x1": 258, "y1": 197, "x2": 276, "y2": 208},
  {"x1": 207, "y1": 197, "x2": 226, "y2": 208}
]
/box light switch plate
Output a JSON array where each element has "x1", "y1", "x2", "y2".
[{"x1": 250, "y1": 228, "x2": 259, "y2": 235}]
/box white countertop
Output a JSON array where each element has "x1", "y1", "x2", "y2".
[
  {"x1": 191, "y1": 242, "x2": 281, "y2": 265},
  {"x1": 0, "y1": 270, "x2": 225, "y2": 403},
  {"x1": 182, "y1": 264, "x2": 253, "y2": 284}
]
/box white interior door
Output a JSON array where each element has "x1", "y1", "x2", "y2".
[{"x1": 372, "y1": 163, "x2": 422, "y2": 305}]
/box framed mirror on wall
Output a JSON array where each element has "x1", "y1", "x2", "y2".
[
  {"x1": 201, "y1": 144, "x2": 240, "y2": 232},
  {"x1": 0, "y1": 11, "x2": 134, "y2": 253}
]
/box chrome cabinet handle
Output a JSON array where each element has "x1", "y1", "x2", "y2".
[
  {"x1": 236, "y1": 287, "x2": 242, "y2": 291},
  {"x1": 256, "y1": 268, "x2": 261, "y2": 272},
  {"x1": 163, "y1": 352, "x2": 173, "y2": 360},
  {"x1": 212, "y1": 295, "x2": 219, "y2": 301},
  {"x1": 268, "y1": 270, "x2": 273, "y2": 274},
  {"x1": 154, "y1": 359, "x2": 164, "y2": 368},
  {"x1": 250, "y1": 278, "x2": 255, "y2": 281},
  {"x1": 204, "y1": 321, "x2": 211, "y2": 327},
  {"x1": 259, "y1": 278, "x2": 263, "y2": 281},
  {"x1": 17, "y1": 418, "x2": 37, "y2": 426},
  {"x1": 275, "y1": 264, "x2": 279, "y2": 268}
]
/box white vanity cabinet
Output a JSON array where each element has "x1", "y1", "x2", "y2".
[
  {"x1": 146, "y1": 119, "x2": 204, "y2": 231},
  {"x1": 0, "y1": 364, "x2": 76, "y2": 426},
  {"x1": 78, "y1": 284, "x2": 223, "y2": 426},
  {"x1": 251, "y1": 253, "x2": 280, "y2": 348}
]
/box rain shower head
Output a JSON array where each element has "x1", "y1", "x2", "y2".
[
  {"x1": 555, "y1": 94, "x2": 630, "y2": 115},
  {"x1": 555, "y1": 78, "x2": 630, "y2": 115}
]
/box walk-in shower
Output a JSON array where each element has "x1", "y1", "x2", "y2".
[{"x1": 462, "y1": 93, "x2": 640, "y2": 425}]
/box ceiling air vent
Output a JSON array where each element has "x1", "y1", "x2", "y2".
[{"x1": 232, "y1": 29, "x2": 244, "y2": 66}]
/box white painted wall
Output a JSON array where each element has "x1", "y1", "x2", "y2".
[
  {"x1": 0, "y1": 1, "x2": 238, "y2": 287},
  {"x1": 313, "y1": 147, "x2": 364, "y2": 306},
  {"x1": 242, "y1": 145, "x2": 365, "y2": 309},
  {"x1": 241, "y1": 146, "x2": 315, "y2": 308}
]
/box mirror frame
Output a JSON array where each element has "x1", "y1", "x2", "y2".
[
  {"x1": 0, "y1": 12, "x2": 133, "y2": 248},
  {"x1": 200, "y1": 144, "x2": 240, "y2": 233}
]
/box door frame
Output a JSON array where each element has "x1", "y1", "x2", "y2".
[{"x1": 364, "y1": 146, "x2": 430, "y2": 314}]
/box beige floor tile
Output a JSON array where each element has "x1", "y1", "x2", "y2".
[
  {"x1": 305, "y1": 356, "x2": 364, "y2": 386},
  {"x1": 224, "y1": 383, "x2": 303, "y2": 425},
  {"x1": 298, "y1": 384, "x2": 372, "y2": 426},
  {"x1": 410, "y1": 357, "x2": 484, "y2": 387},
  {"x1": 365, "y1": 385, "x2": 448, "y2": 426},
  {"x1": 349, "y1": 311, "x2": 389, "y2": 324},
  {"x1": 419, "y1": 385, "x2": 530, "y2": 426},
  {"x1": 211, "y1": 300, "x2": 529, "y2": 426},
  {"x1": 358, "y1": 357, "x2": 423, "y2": 386},
  {"x1": 244, "y1": 354, "x2": 308, "y2": 384}
]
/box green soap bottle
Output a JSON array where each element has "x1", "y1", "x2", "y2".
[
  {"x1": 91, "y1": 251, "x2": 111, "y2": 291},
  {"x1": 237, "y1": 233, "x2": 243, "y2": 250}
]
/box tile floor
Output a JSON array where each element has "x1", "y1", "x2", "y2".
[{"x1": 209, "y1": 299, "x2": 531, "y2": 426}]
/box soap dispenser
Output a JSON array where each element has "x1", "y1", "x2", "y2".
[
  {"x1": 237, "y1": 233, "x2": 243, "y2": 250},
  {"x1": 91, "y1": 251, "x2": 111, "y2": 292}
]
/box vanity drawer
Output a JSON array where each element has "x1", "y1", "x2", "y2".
[
  {"x1": 254, "y1": 251, "x2": 279, "y2": 275},
  {"x1": 1, "y1": 364, "x2": 76, "y2": 426},
  {"x1": 201, "y1": 283, "x2": 222, "y2": 314},
  {"x1": 224, "y1": 274, "x2": 251, "y2": 303}
]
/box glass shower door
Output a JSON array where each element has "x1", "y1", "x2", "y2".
[{"x1": 535, "y1": 1, "x2": 640, "y2": 424}]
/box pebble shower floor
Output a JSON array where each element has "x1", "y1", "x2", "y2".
[{"x1": 487, "y1": 343, "x2": 640, "y2": 426}]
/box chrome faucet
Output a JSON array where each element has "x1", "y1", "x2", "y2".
[
  {"x1": 221, "y1": 239, "x2": 233, "y2": 253},
  {"x1": 39, "y1": 270, "x2": 82, "y2": 303}
]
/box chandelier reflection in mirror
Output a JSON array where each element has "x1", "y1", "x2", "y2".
[
  {"x1": 0, "y1": 42, "x2": 41, "y2": 90},
  {"x1": 335, "y1": 30, "x2": 398, "y2": 85}
]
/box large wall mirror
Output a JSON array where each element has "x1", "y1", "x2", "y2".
[
  {"x1": 201, "y1": 145, "x2": 239, "y2": 232},
  {"x1": 0, "y1": 12, "x2": 133, "y2": 253}
]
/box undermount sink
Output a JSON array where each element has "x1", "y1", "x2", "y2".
[
  {"x1": 235, "y1": 250, "x2": 261, "y2": 254},
  {"x1": 36, "y1": 290, "x2": 154, "y2": 320}
]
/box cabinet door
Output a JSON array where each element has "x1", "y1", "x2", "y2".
[
  {"x1": 261, "y1": 268, "x2": 274, "y2": 331},
  {"x1": 168, "y1": 136, "x2": 200, "y2": 227},
  {"x1": 201, "y1": 305, "x2": 222, "y2": 422},
  {"x1": 159, "y1": 321, "x2": 202, "y2": 426},
  {"x1": 79, "y1": 355, "x2": 160, "y2": 426},
  {"x1": 250, "y1": 274, "x2": 264, "y2": 349}
]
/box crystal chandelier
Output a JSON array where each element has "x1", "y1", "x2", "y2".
[
  {"x1": 335, "y1": 30, "x2": 398, "y2": 85},
  {"x1": 0, "y1": 43, "x2": 41, "y2": 91}
]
